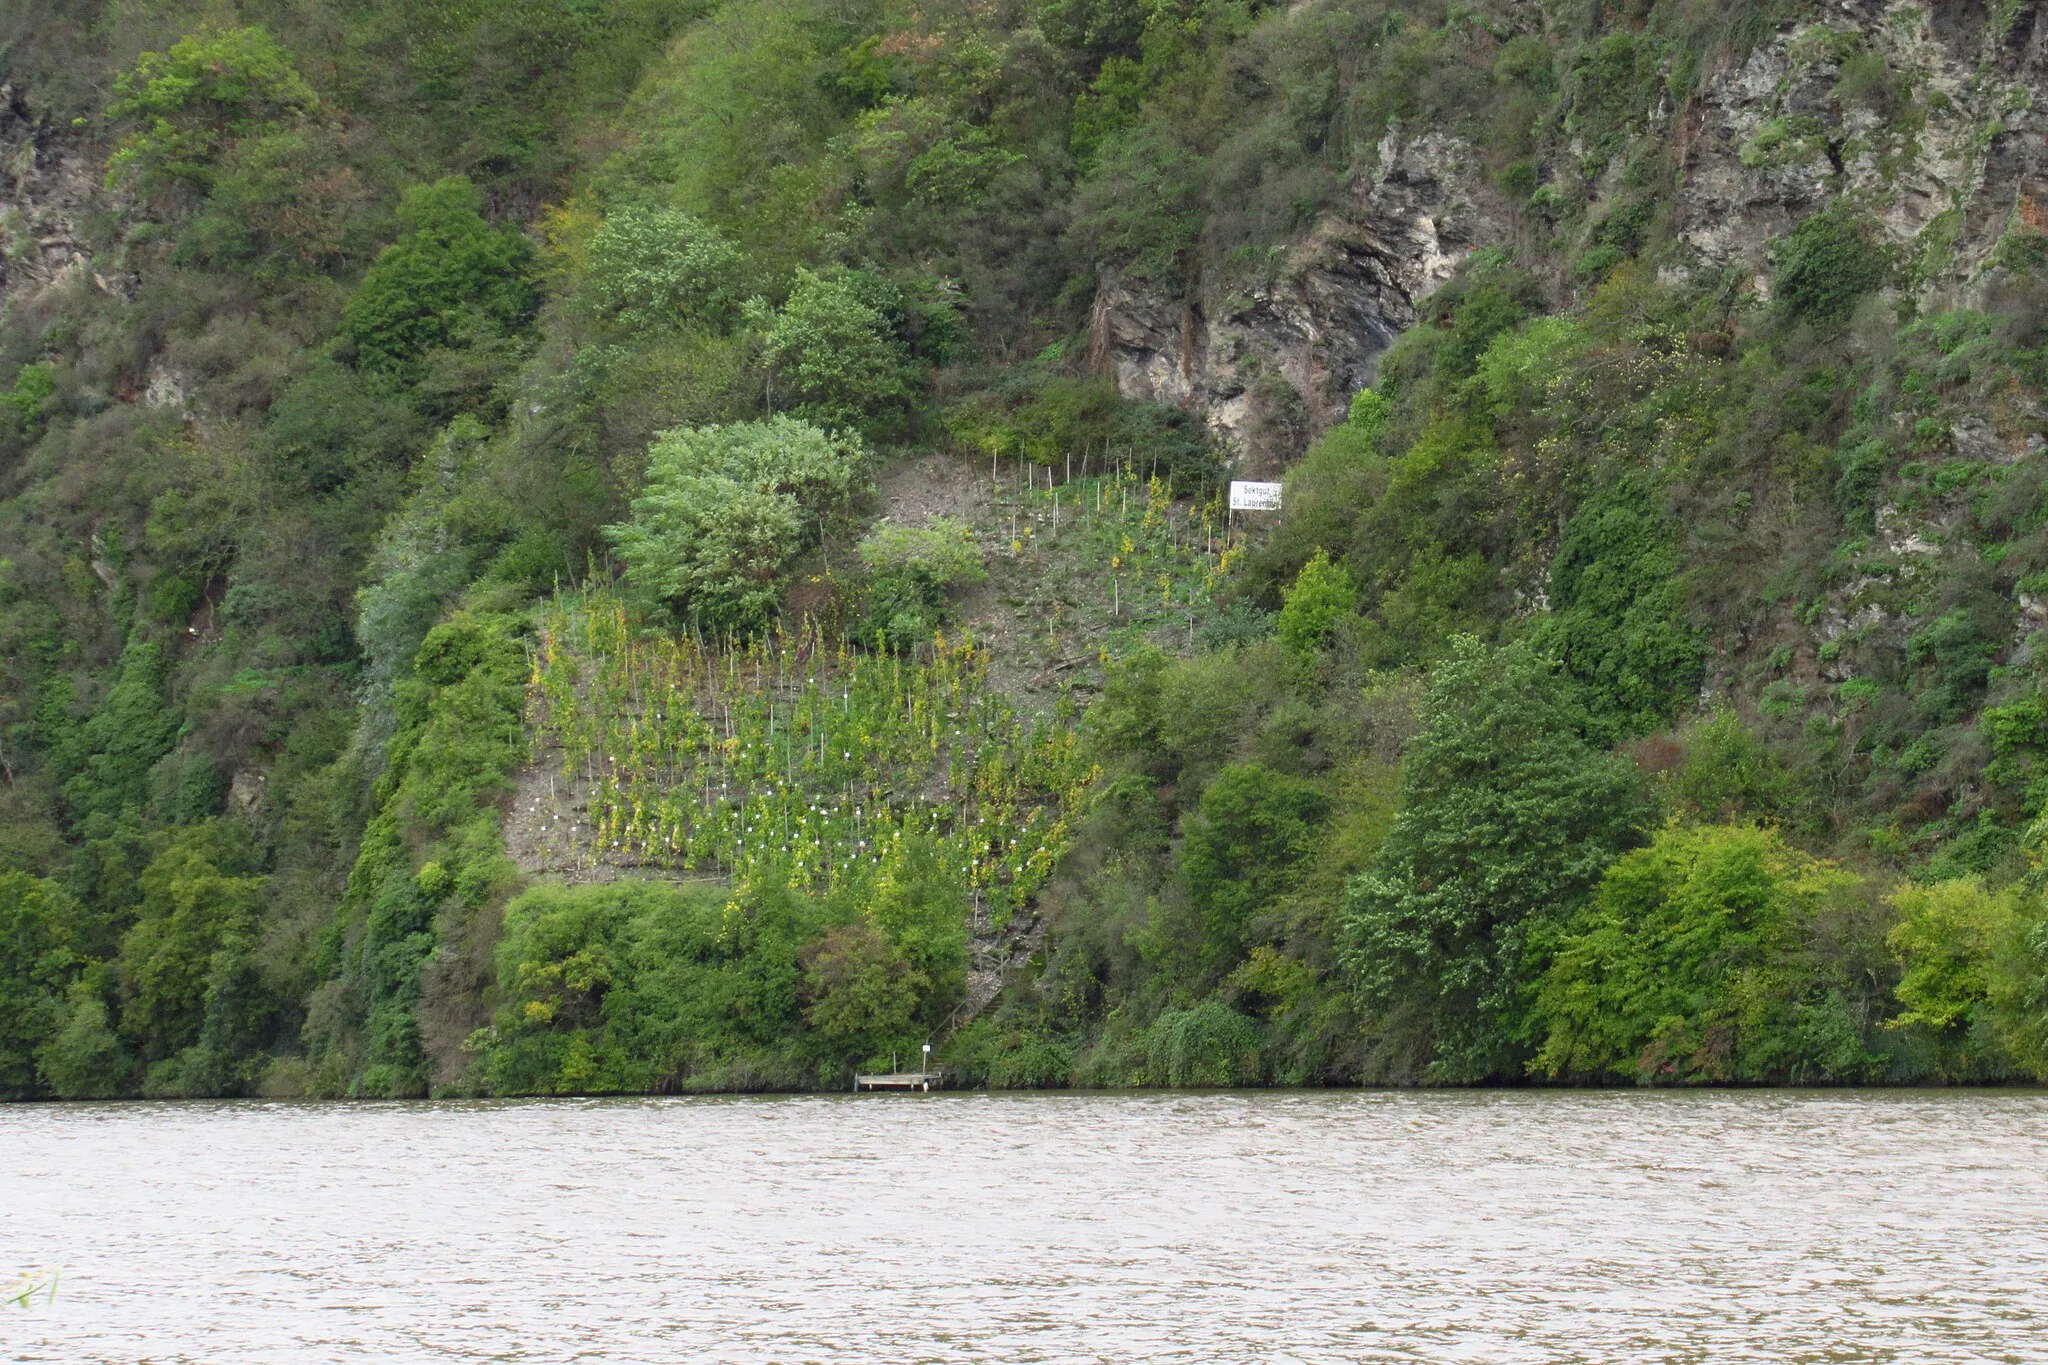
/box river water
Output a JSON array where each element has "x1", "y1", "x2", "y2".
[{"x1": 3, "y1": 1090, "x2": 2044, "y2": 1363}]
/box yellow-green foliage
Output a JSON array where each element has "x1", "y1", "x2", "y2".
[
  {"x1": 106, "y1": 26, "x2": 318, "y2": 191},
  {"x1": 531, "y1": 589, "x2": 1098, "y2": 922},
  {"x1": 1535, "y1": 824, "x2": 1872, "y2": 1084},
  {"x1": 313, "y1": 612, "x2": 528, "y2": 1096},
  {"x1": 1885, "y1": 878, "x2": 2048, "y2": 1078}
]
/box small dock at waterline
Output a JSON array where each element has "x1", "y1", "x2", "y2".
[{"x1": 854, "y1": 1070, "x2": 944, "y2": 1093}]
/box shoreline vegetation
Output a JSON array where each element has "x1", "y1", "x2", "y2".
[{"x1": 5, "y1": 1, "x2": 2048, "y2": 1100}]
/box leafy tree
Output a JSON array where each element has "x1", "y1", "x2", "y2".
[
  {"x1": 1276, "y1": 549, "x2": 1358, "y2": 659},
  {"x1": 582, "y1": 207, "x2": 751, "y2": 333},
  {"x1": 341, "y1": 177, "x2": 538, "y2": 376},
  {"x1": 801, "y1": 919, "x2": 926, "y2": 1067},
  {"x1": 106, "y1": 26, "x2": 318, "y2": 192},
  {"x1": 1143, "y1": 1000, "x2": 1265, "y2": 1086},
  {"x1": 0, "y1": 873, "x2": 79, "y2": 1097},
  {"x1": 60, "y1": 639, "x2": 183, "y2": 826},
  {"x1": 1071, "y1": 124, "x2": 1205, "y2": 287},
  {"x1": 118, "y1": 822, "x2": 266, "y2": 1071},
  {"x1": 1182, "y1": 763, "x2": 1330, "y2": 978},
  {"x1": 1662, "y1": 709, "x2": 1794, "y2": 823},
  {"x1": 605, "y1": 416, "x2": 864, "y2": 633},
  {"x1": 39, "y1": 986, "x2": 126, "y2": 1099},
  {"x1": 759, "y1": 268, "x2": 918, "y2": 433},
  {"x1": 1039, "y1": 0, "x2": 1150, "y2": 59},
  {"x1": 2, "y1": 363, "x2": 56, "y2": 428},
  {"x1": 1886, "y1": 878, "x2": 2048, "y2": 1079},
  {"x1": 1341, "y1": 637, "x2": 1651, "y2": 1081},
  {"x1": 1534, "y1": 824, "x2": 1868, "y2": 1084},
  {"x1": 1529, "y1": 477, "x2": 1702, "y2": 736},
  {"x1": 866, "y1": 835, "x2": 971, "y2": 1010},
  {"x1": 1887, "y1": 879, "x2": 2016, "y2": 1032}
]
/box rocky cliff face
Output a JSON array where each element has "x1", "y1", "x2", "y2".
[
  {"x1": 1089, "y1": 126, "x2": 1503, "y2": 472},
  {"x1": 1093, "y1": 0, "x2": 2048, "y2": 468},
  {"x1": 1673, "y1": 0, "x2": 2048, "y2": 301},
  {"x1": 0, "y1": 82, "x2": 97, "y2": 324}
]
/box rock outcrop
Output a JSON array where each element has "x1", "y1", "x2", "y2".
[
  {"x1": 0, "y1": 81, "x2": 98, "y2": 324},
  {"x1": 1089, "y1": 126, "x2": 1502, "y2": 470},
  {"x1": 1672, "y1": 0, "x2": 2048, "y2": 299},
  {"x1": 1093, "y1": 1, "x2": 2048, "y2": 467}
]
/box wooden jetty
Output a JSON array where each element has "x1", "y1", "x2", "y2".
[{"x1": 854, "y1": 1070, "x2": 944, "y2": 1093}]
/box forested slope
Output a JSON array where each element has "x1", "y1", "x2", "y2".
[{"x1": 4, "y1": 0, "x2": 2048, "y2": 1097}]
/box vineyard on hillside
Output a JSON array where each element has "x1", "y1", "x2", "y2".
[{"x1": 524, "y1": 590, "x2": 1101, "y2": 922}]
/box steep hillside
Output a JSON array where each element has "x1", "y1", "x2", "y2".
[{"x1": 5, "y1": 0, "x2": 2048, "y2": 1097}]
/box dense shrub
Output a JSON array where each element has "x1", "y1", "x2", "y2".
[
  {"x1": 1534, "y1": 824, "x2": 1874, "y2": 1084},
  {"x1": 604, "y1": 416, "x2": 865, "y2": 633},
  {"x1": 342, "y1": 177, "x2": 539, "y2": 376},
  {"x1": 857, "y1": 519, "x2": 986, "y2": 650},
  {"x1": 1342, "y1": 638, "x2": 1652, "y2": 1081},
  {"x1": 1774, "y1": 205, "x2": 1889, "y2": 327}
]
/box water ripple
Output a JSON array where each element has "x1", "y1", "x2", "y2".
[{"x1": 3, "y1": 1090, "x2": 2046, "y2": 1363}]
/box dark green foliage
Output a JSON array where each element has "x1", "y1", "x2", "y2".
[
  {"x1": 1182, "y1": 763, "x2": 1330, "y2": 978},
  {"x1": 314, "y1": 612, "x2": 527, "y2": 1096},
  {"x1": 59, "y1": 639, "x2": 183, "y2": 827},
  {"x1": 477, "y1": 861, "x2": 968, "y2": 1092},
  {"x1": 1341, "y1": 638, "x2": 1652, "y2": 1081},
  {"x1": 1774, "y1": 206, "x2": 1890, "y2": 327},
  {"x1": 1143, "y1": 1001, "x2": 1264, "y2": 1086},
  {"x1": 0, "y1": 873, "x2": 78, "y2": 1097},
  {"x1": 1071, "y1": 126, "x2": 1206, "y2": 288},
  {"x1": 1530, "y1": 477, "x2": 1703, "y2": 736},
  {"x1": 342, "y1": 178, "x2": 539, "y2": 377},
  {"x1": 7, "y1": 0, "x2": 2048, "y2": 1102}
]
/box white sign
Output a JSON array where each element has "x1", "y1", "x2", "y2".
[{"x1": 1229, "y1": 480, "x2": 1283, "y2": 511}]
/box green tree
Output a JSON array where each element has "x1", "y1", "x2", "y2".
[
  {"x1": 0, "y1": 873, "x2": 79, "y2": 1097},
  {"x1": 106, "y1": 26, "x2": 318, "y2": 192},
  {"x1": 1183, "y1": 763, "x2": 1330, "y2": 977},
  {"x1": 582, "y1": 207, "x2": 751, "y2": 333},
  {"x1": 60, "y1": 639, "x2": 183, "y2": 826},
  {"x1": 341, "y1": 177, "x2": 538, "y2": 376},
  {"x1": 604, "y1": 416, "x2": 864, "y2": 633},
  {"x1": 1886, "y1": 878, "x2": 2048, "y2": 1079},
  {"x1": 1534, "y1": 823, "x2": 1868, "y2": 1084},
  {"x1": 1276, "y1": 549, "x2": 1358, "y2": 659},
  {"x1": 866, "y1": 835, "x2": 971, "y2": 1012},
  {"x1": 760, "y1": 268, "x2": 918, "y2": 433},
  {"x1": 118, "y1": 822, "x2": 266, "y2": 1072},
  {"x1": 39, "y1": 986, "x2": 127, "y2": 1099},
  {"x1": 1529, "y1": 477, "x2": 1702, "y2": 736},
  {"x1": 801, "y1": 919, "x2": 926, "y2": 1067},
  {"x1": 1341, "y1": 637, "x2": 1651, "y2": 1080},
  {"x1": 1071, "y1": 124, "x2": 1205, "y2": 287}
]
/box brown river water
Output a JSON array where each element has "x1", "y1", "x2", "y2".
[{"x1": 3, "y1": 1089, "x2": 2045, "y2": 1363}]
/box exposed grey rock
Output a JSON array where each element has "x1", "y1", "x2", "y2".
[
  {"x1": 1092, "y1": 2, "x2": 2048, "y2": 468},
  {"x1": 0, "y1": 81, "x2": 99, "y2": 325},
  {"x1": 1090, "y1": 126, "x2": 1504, "y2": 469}
]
